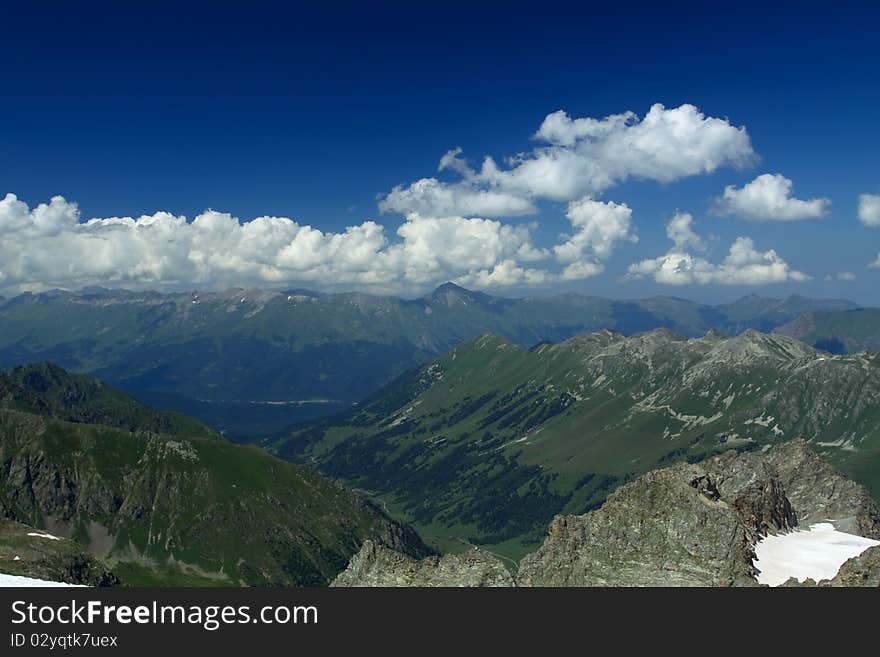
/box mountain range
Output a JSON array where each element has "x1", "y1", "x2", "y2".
[
  {"x1": 276, "y1": 328, "x2": 880, "y2": 560},
  {"x1": 2, "y1": 322, "x2": 880, "y2": 586},
  {"x1": 0, "y1": 284, "x2": 864, "y2": 438}
]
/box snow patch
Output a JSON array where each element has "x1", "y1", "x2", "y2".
[
  {"x1": 26, "y1": 532, "x2": 61, "y2": 541},
  {"x1": 815, "y1": 437, "x2": 858, "y2": 452},
  {"x1": 745, "y1": 414, "x2": 775, "y2": 427},
  {"x1": 0, "y1": 572, "x2": 84, "y2": 587},
  {"x1": 754, "y1": 522, "x2": 880, "y2": 586}
]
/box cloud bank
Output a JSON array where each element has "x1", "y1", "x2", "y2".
[{"x1": 0, "y1": 193, "x2": 636, "y2": 295}]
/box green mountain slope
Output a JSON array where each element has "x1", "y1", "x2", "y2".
[
  {"x1": 0, "y1": 286, "x2": 859, "y2": 437},
  {"x1": 0, "y1": 368, "x2": 430, "y2": 586},
  {"x1": 277, "y1": 329, "x2": 880, "y2": 560},
  {"x1": 774, "y1": 308, "x2": 880, "y2": 354},
  {"x1": 0, "y1": 362, "x2": 216, "y2": 438}
]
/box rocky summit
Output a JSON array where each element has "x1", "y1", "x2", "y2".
[
  {"x1": 333, "y1": 441, "x2": 880, "y2": 587},
  {"x1": 331, "y1": 540, "x2": 514, "y2": 587}
]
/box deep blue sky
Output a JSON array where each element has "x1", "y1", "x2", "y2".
[{"x1": 2, "y1": 1, "x2": 879, "y2": 303}]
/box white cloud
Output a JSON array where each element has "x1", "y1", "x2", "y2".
[
  {"x1": 0, "y1": 193, "x2": 566, "y2": 295},
  {"x1": 665, "y1": 211, "x2": 705, "y2": 251},
  {"x1": 559, "y1": 260, "x2": 604, "y2": 281},
  {"x1": 379, "y1": 177, "x2": 537, "y2": 218},
  {"x1": 824, "y1": 272, "x2": 856, "y2": 282},
  {"x1": 713, "y1": 173, "x2": 830, "y2": 221},
  {"x1": 553, "y1": 197, "x2": 637, "y2": 266},
  {"x1": 628, "y1": 212, "x2": 809, "y2": 286},
  {"x1": 858, "y1": 193, "x2": 880, "y2": 227},
  {"x1": 381, "y1": 103, "x2": 754, "y2": 218},
  {"x1": 869, "y1": 256, "x2": 880, "y2": 269},
  {"x1": 455, "y1": 260, "x2": 555, "y2": 288}
]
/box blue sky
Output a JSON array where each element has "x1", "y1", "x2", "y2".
[{"x1": 1, "y1": 1, "x2": 879, "y2": 303}]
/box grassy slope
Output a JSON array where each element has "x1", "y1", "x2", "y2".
[
  {"x1": 0, "y1": 362, "x2": 217, "y2": 438},
  {"x1": 0, "y1": 408, "x2": 429, "y2": 586}
]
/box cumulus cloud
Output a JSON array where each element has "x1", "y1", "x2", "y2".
[
  {"x1": 378, "y1": 177, "x2": 538, "y2": 218},
  {"x1": 381, "y1": 103, "x2": 754, "y2": 218},
  {"x1": 869, "y1": 256, "x2": 880, "y2": 269},
  {"x1": 665, "y1": 211, "x2": 705, "y2": 251},
  {"x1": 858, "y1": 193, "x2": 880, "y2": 227},
  {"x1": 553, "y1": 197, "x2": 637, "y2": 265},
  {"x1": 455, "y1": 260, "x2": 555, "y2": 288},
  {"x1": 3, "y1": 189, "x2": 651, "y2": 294},
  {"x1": 712, "y1": 174, "x2": 830, "y2": 221},
  {"x1": 0, "y1": 193, "x2": 567, "y2": 295},
  {"x1": 627, "y1": 212, "x2": 808, "y2": 286}
]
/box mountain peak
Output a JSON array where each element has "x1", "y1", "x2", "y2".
[
  {"x1": 702, "y1": 328, "x2": 727, "y2": 341},
  {"x1": 429, "y1": 281, "x2": 470, "y2": 297},
  {"x1": 426, "y1": 282, "x2": 496, "y2": 307},
  {"x1": 633, "y1": 327, "x2": 685, "y2": 341}
]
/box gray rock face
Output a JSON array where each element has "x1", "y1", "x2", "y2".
[
  {"x1": 825, "y1": 546, "x2": 880, "y2": 586},
  {"x1": 334, "y1": 441, "x2": 880, "y2": 587},
  {"x1": 517, "y1": 464, "x2": 771, "y2": 587},
  {"x1": 705, "y1": 441, "x2": 880, "y2": 538},
  {"x1": 330, "y1": 540, "x2": 514, "y2": 587}
]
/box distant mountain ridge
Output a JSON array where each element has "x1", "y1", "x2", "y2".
[
  {"x1": 0, "y1": 285, "x2": 861, "y2": 437},
  {"x1": 774, "y1": 308, "x2": 880, "y2": 354}
]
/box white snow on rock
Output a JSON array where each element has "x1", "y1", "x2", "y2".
[
  {"x1": 754, "y1": 522, "x2": 880, "y2": 586},
  {"x1": 0, "y1": 572, "x2": 83, "y2": 587},
  {"x1": 26, "y1": 532, "x2": 62, "y2": 541}
]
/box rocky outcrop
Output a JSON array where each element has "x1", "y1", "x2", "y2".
[
  {"x1": 331, "y1": 540, "x2": 514, "y2": 587},
  {"x1": 730, "y1": 474, "x2": 797, "y2": 542},
  {"x1": 333, "y1": 441, "x2": 880, "y2": 587},
  {"x1": 517, "y1": 463, "x2": 773, "y2": 587},
  {"x1": 824, "y1": 546, "x2": 880, "y2": 586},
  {"x1": 705, "y1": 440, "x2": 880, "y2": 539}
]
